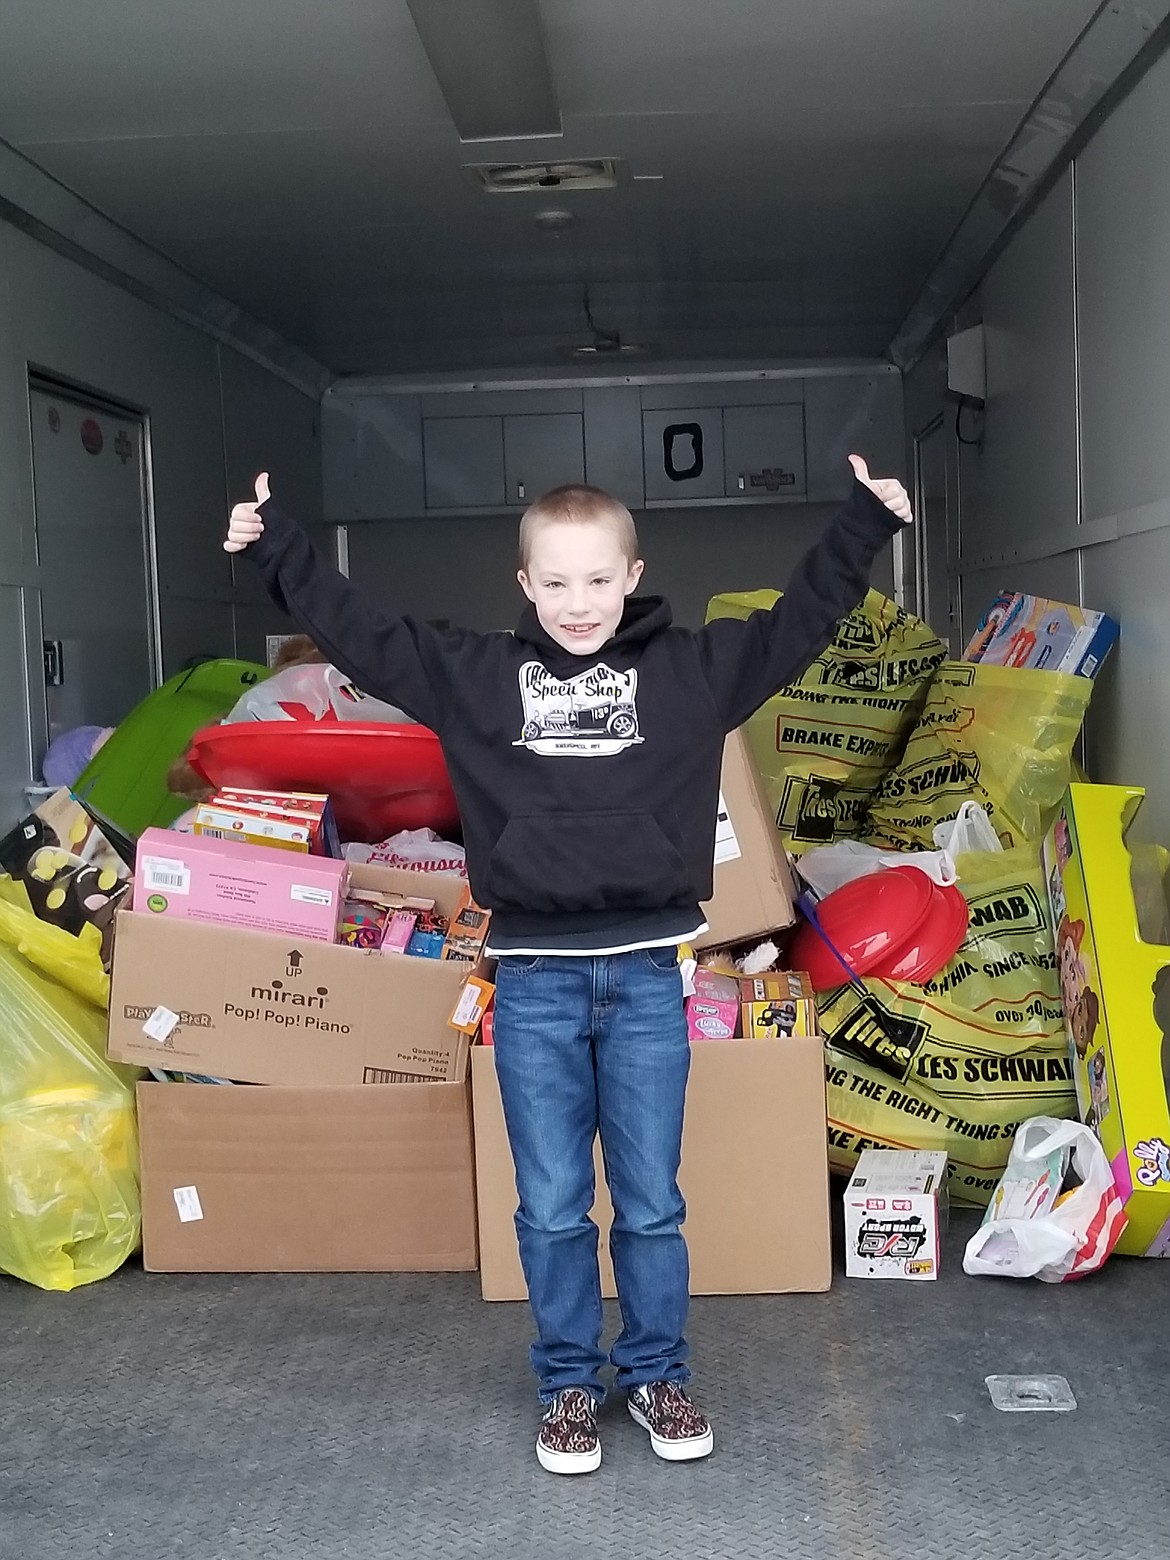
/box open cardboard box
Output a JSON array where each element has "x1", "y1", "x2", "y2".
[
  {"x1": 471, "y1": 1030, "x2": 832, "y2": 1301},
  {"x1": 107, "y1": 863, "x2": 476, "y2": 1085},
  {"x1": 137, "y1": 1077, "x2": 477, "y2": 1272},
  {"x1": 696, "y1": 728, "x2": 795, "y2": 951}
]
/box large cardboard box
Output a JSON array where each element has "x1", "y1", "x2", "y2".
[
  {"x1": 137, "y1": 1079, "x2": 477, "y2": 1272},
  {"x1": 107, "y1": 864, "x2": 472, "y2": 1085},
  {"x1": 1043, "y1": 784, "x2": 1170, "y2": 1256},
  {"x1": 696, "y1": 729, "x2": 795, "y2": 951},
  {"x1": 472, "y1": 1034, "x2": 831, "y2": 1300}
]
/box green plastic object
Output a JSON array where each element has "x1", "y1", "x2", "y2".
[{"x1": 73, "y1": 659, "x2": 269, "y2": 839}]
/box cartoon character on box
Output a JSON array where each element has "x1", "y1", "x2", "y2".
[
  {"x1": 1056, "y1": 915, "x2": 1101, "y2": 1060},
  {"x1": 757, "y1": 999, "x2": 798, "y2": 1038},
  {"x1": 1088, "y1": 1047, "x2": 1111, "y2": 1128}
]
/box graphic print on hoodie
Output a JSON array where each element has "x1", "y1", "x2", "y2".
[
  {"x1": 243, "y1": 480, "x2": 904, "y2": 950},
  {"x1": 514, "y1": 661, "x2": 643, "y2": 756}
]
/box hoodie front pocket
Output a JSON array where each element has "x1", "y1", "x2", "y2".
[{"x1": 485, "y1": 812, "x2": 692, "y2": 915}]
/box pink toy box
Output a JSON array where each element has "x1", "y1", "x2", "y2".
[{"x1": 134, "y1": 827, "x2": 346, "y2": 943}]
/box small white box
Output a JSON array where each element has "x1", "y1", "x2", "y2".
[{"x1": 844, "y1": 1150, "x2": 949, "y2": 1280}]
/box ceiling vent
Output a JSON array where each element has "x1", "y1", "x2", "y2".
[{"x1": 466, "y1": 159, "x2": 622, "y2": 194}]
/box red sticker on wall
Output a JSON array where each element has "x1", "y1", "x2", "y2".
[{"x1": 80, "y1": 418, "x2": 104, "y2": 455}]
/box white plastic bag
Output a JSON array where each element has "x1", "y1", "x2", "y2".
[
  {"x1": 933, "y1": 800, "x2": 1003, "y2": 858},
  {"x1": 344, "y1": 828, "x2": 467, "y2": 878},
  {"x1": 797, "y1": 839, "x2": 958, "y2": 900},
  {"x1": 963, "y1": 1117, "x2": 1127, "y2": 1282},
  {"x1": 223, "y1": 663, "x2": 414, "y2": 726}
]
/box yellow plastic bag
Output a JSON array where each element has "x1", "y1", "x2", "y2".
[
  {"x1": 865, "y1": 662, "x2": 1093, "y2": 852},
  {"x1": 0, "y1": 874, "x2": 110, "y2": 1010},
  {"x1": 705, "y1": 589, "x2": 945, "y2": 853},
  {"x1": 818, "y1": 847, "x2": 1077, "y2": 1204},
  {"x1": 0, "y1": 881, "x2": 141, "y2": 1290}
]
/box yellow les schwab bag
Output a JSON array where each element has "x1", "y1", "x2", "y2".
[
  {"x1": 865, "y1": 662, "x2": 1093, "y2": 852},
  {"x1": 705, "y1": 589, "x2": 944, "y2": 854},
  {"x1": 818, "y1": 847, "x2": 1077, "y2": 1205}
]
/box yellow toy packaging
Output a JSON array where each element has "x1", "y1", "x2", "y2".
[
  {"x1": 1043, "y1": 784, "x2": 1170, "y2": 1256},
  {"x1": 740, "y1": 972, "x2": 817, "y2": 1039}
]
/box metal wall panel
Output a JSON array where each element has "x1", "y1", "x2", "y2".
[
  {"x1": 0, "y1": 586, "x2": 33, "y2": 826},
  {"x1": 957, "y1": 172, "x2": 1078, "y2": 560},
  {"x1": 805, "y1": 372, "x2": 904, "y2": 502},
  {"x1": 1082, "y1": 531, "x2": 1170, "y2": 843},
  {"x1": 583, "y1": 385, "x2": 643, "y2": 509},
  {"x1": 0, "y1": 220, "x2": 322, "y2": 823},
  {"x1": 1077, "y1": 56, "x2": 1170, "y2": 522},
  {"x1": 323, "y1": 394, "x2": 424, "y2": 521}
]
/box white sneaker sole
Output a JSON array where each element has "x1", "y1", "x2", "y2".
[
  {"x1": 628, "y1": 1400, "x2": 714, "y2": 1462},
  {"x1": 536, "y1": 1437, "x2": 602, "y2": 1475}
]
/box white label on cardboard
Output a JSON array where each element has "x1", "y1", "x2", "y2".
[
  {"x1": 141, "y1": 856, "x2": 191, "y2": 895},
  {"x1": 142, "y1": 1005, "x2": 180, "y2": 1042},
  {"x1": 713, "y1": 792, "x2": 741, "y2": 867},
  {"x1": 451, "y1": 982, "x2": 484, "y2": 1029},
  {"x1": 290, "y1": 883, "x2": 334, "y2": 906},
  {"x1": 173, "y1": 1185, "x2": 204, "y2": 1223}
]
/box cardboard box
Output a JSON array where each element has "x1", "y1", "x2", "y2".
[
  {"x1": 471, "y1": 1033, "x2": 831, "y2": 1300},
  {"x1": 1043, "y1": 784, "x2": 1170, "y2": 1256},
  {"x1": 844, "y1": 1149, "x2": 949, "y2": 1280},
  {"x1": 964, "y1": 591, "x2": 1118, "y2": 679},
  {"x1": 107, "y1": 864, "x2": 474, "y2": 1085},
  {"x1": 696, "y1": 728, "x2": 795, "y2": 951},
  {"x1": 137, "y1": 1080, "x2": 477, "y2": 1272},
  {"x1": 135, "y1": 827, "x2": 347, "y2": 942}
]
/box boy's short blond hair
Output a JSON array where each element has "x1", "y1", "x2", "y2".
[{"x1": 518, "y1": 484, "x2": 640, "y2": 571}]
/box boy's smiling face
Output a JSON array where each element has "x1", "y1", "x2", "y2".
[{"x1": 518, "y1": 519, "x2": 644, "y2": 657}]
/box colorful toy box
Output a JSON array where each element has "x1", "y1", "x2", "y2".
[
  {"x1": 134, "y1": 827, "x2": 347, "y2": 943},
  {"x1": 740, "y1": 971, "x2": 817, "y2": 1039},
  {"x1": 1043, "y1": 784, "x2": 1170, "y2": 1256},
  {"x1": 964, "y1": 592, "x2": 1118, "y2": 679},
  {"x1": 844, "y1": 1149, "x2": 949, "y2": 1280}
]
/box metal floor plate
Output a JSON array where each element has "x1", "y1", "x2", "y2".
[{"x1": 1, "y1": 1207, "x2": 1167, "y2": 1560}]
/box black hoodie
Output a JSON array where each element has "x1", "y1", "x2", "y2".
[{"x1": 247, "y1": 481, "x2": 902, "y2": 951}]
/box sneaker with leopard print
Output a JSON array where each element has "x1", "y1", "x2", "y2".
[
  {"x1": 627, "y1": 1381, "x2": 714, "y2": 1461},
  {"x1": 536, "y1": 1388, "x2": 602, "y2": 1474}
]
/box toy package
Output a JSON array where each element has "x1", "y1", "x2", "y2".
[
  {"x1": 194, "y1": 788, "x2": 340, "y2": 857},
  {"x1": 1043, "y1": 784, "x2": 1170, "y2": 1255},
  {"x1": 964, "y1": 592, "x2": 1118, "y2": 679},
  {"x1": 0, "y1": 789, "x2": 132, "y2": 970}
]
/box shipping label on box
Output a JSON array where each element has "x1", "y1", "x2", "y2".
[
  {"x1": 844, "y1": 1149, "x2": 948, "y2": 1280},
  {"x1": 1043, "y1": 785, "x2": 1170, "y2": 1256}
]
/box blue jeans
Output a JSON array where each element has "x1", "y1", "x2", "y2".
[{"x1": 492, "y1": 948, "x2": 692, "y2": 1403}]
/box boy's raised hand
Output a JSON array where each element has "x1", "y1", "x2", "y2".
[
  {"x1": 848, "y1": 455, "x2": 913, "y2": 525},
  {"x1": 224, "y1": 472, "x2": 271, "y2": 553}
]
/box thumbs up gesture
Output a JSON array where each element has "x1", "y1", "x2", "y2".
[
  {"x1": 224, "y1": 473, "x2": 271, "y2": 553},
  {"x1": 848, "y1": 455, "x2": 913, "y2": 524}
]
